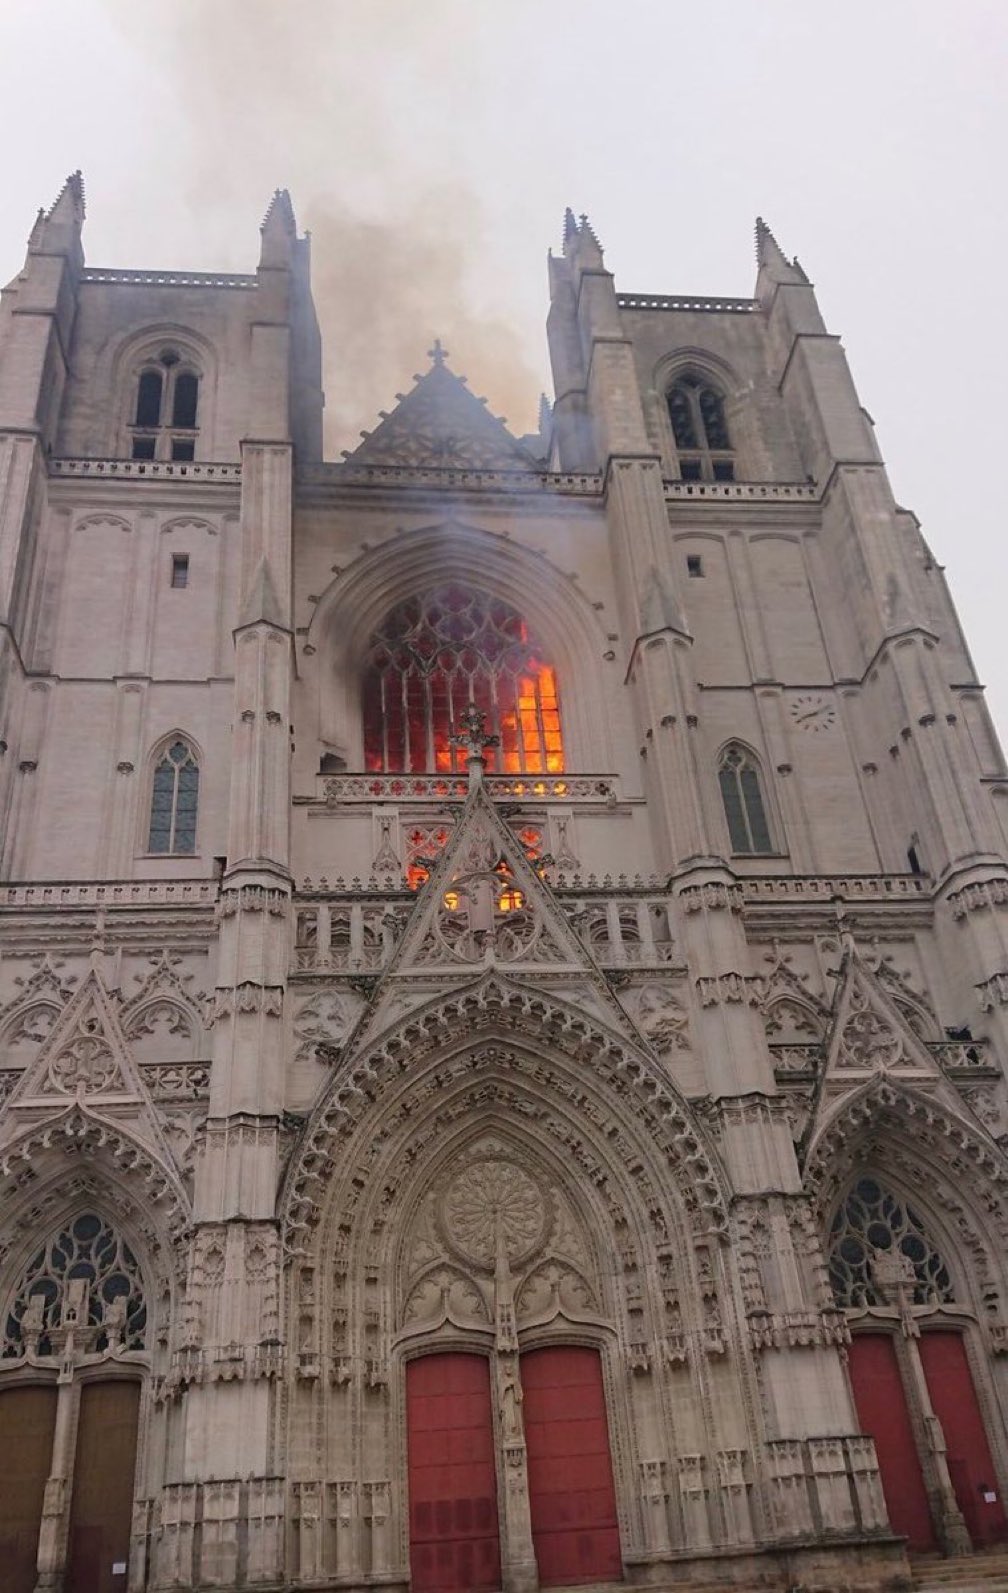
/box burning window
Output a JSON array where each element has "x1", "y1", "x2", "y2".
[{"x1": 362, "y1": 585, "x2": 564, "y2": 775}]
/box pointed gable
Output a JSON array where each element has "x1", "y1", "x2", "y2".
[
  {"x1": 339, "y1": 778, "x2": 643, "y2": 1061},
  {"x1": 0, "y1": 968, "x2": 177, "y2": 1166},
  {"x1": 343, "y1": 342, "x2": 542, "y2": 473},
  {"x1": 807, "y1": 937, "x2": 964, "y2": 1140}
]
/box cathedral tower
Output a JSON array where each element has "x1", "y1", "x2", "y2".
[{"x1": 2, "y1": 180, "x2": 1008, "y2": 1593}]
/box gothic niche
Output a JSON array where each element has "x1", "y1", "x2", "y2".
[
  {"x1": 399, "y1": 1144, "x2": 599, "y2": 1333},
  {"x1": 2, "y1": 1212, "x2": 147, "y2": 1360}
]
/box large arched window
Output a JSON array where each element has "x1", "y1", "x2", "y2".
[
  {"x1": 667, "y1": 377, "x2": 734, "y2": 482},
  {"x1": 362, "y1": 585, "x2": 564, "y2": 775},
  {"x1": 3, "y1": 1212, "x2": 147, "y2": 1359},
  {"x1": 129, "y1": 347, "x2": 200, "y2": 462},
  {"x1": 718, "y1": 743, "x2": 774, "y2": 854},
  {"x1": 828, "y1": 1176, "x2": 954, "y2": 1309},
  {"x1": 147, "y1": 738, "x2": 199, "y2": 854}
]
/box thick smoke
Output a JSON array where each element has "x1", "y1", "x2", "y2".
[{"x1": 102, "y1": 0, "x2": 544, "y2": 452}]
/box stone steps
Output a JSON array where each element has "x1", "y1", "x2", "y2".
[{"x1": 912, "y1": 1549, "x2": 1008, "y2": 1590}]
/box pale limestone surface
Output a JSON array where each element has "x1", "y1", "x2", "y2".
[{"x1": 0, "y1": 183, "x2": 1005, "y2": 1590}]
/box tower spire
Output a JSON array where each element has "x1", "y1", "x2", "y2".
[
  {"x1": 754, "y1": 216, "x2": 809, "y2": 285},
  {"x1": 259, "y1": 187, "x2": 297, "y2": 268}
]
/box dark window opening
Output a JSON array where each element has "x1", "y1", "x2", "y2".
[
  {"x1": 170, "y1": 554, "x2": 189, "y2": 589},
  {"x1": 719, "y1": 744, "x2": 774, "y2": 854},
  {"x1": 319, "y1": 752, "x2": 347, "y2": 774},
  {"x1": 908, "y1": 842, "x2": 924, "y2": 875},
  {"x1": 686, "y1": 555, "x2": 704, "y2": 578},
  {"x1": 667, "y1": 377, "x2": 735, "y2": 483},
  {"x1": 134, "y1": 370, "x2": 163, "y2": 428},
  {"x1": 148, "y1": 739, "x2": 199, "y2": 855},
  {"x1": 172, "y1": 372, "x2": 199, "y2": 429},
  {"x1": 129, "y1": 354, "x2": 200, "y2": 460}
]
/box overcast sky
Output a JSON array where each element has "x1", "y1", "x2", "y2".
[{"x1": 2, "y1": 1, "x2": 1006, "y2": 731}]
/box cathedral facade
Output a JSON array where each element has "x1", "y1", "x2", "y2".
[{"x1": 2, "y1": 174, "x2": 1008, "y2": 1593}]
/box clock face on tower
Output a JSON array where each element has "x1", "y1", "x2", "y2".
[{"x1": 789, "y1": 693, "x2": 836, "y2": 732}]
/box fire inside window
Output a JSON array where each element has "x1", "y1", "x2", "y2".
[{"x1": 362, "y1": 585, "x2": 564, "y2": 776}]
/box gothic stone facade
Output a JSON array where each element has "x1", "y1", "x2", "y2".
[{"x1": 2, "y1": 178, "x2": 1008, "y2": 1593}]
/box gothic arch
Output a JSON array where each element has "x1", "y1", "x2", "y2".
[
  {"x1": 652, "y1": 347, "x2": 744, "y2": 404},
  {"x1": 281, "y1": 973, "x2": 730, "y2": 1256},
  {"x1": 0, "y1": 1106, "x2": 191, "y2": 1279},
  {"x1": 95, "y1": 322, "x2": 219, "y2": 458},
  {"x1": 303, "y1": 523, "x2": 614, "y2": 771},
  {"x1": 280, "y1": 977, "x2": 745, "y2": 1580},
  {"x1": 805, "y1": 1077, "x2": 1008, "y2": 1318}
]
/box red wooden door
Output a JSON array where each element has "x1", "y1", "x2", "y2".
[
  {"x1": 66, "y1": 1380, "x2": 140, "y2": 1593},
  {"x1": 847, "y1": 1334, "x2": 936, "y2": 1551},
  {"x1": 919, "y1": 1331, "x2": 1008, "y2": 1547},
  {"x1": 406, "y1": 1353, "x2": 501, "y2": 1593},
  {"x1": 521, "y1": 1346, "x2": 622, "y2": 1586},
  {"x1": 0, "y1": 1384, "x2": 57, "y2": 1593}
]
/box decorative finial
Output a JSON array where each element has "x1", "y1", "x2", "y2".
[
  {"x1": 428, "y1": 338, "x2": 448, "y2": 367},
  {"x1": 450, "y1": 704, "x2": 499, "y2": 784}
]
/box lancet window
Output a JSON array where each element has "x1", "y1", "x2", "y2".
[
  {"x1": 2, "y1": 1212, "x2": 147, "y2": 1359},
  {"x1": 129, "y1": 347, "x2": 200, "y2": 461},
  {"x1": 362, "y1": 584, "x2": 564, "y2": 775},
  {"x1": 828, "y1": 1176, "x2": 955, "y2": 1309},
  {"x1": 147, "y1": 738, "x2": 200, "y2": 854},
  {"x1": 718, "y1": 743, "x2": 773, "y2": 854},
  {"x1": 667, "y1": 377, "x2": 734, "y2": 481}
]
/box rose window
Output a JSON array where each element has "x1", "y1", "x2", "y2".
[{"x1": 441, "y1": 1160, "x2": 549, "y2": 1268}]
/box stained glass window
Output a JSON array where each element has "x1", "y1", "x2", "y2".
[
  {"x1": 718, "y1": 744, "x2": 773, "y2": 854},
  {"x1": 3, "y1": 1212, "x2": 147, "y2": 1358},
  {"x1": 828, "y1": 1177, "x2": 955, "y2": 1308},
  {"x1": 148, "y1": 739, "x2": 199, "y2": 854},
  {"x1": 362, "y1": 585, "x2": 564, "y2": 776}
]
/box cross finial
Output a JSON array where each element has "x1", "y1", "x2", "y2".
[
  {"x1": 428, "y1": 337, "x2": 448, "y2": 367},
  {"x1": 450, "y1": 704, "x2": 499, "y2": 784}
]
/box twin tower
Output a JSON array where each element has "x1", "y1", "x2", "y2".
[{"x1": 1, "y1": 176, "x2": 1008, "y2": 1592}]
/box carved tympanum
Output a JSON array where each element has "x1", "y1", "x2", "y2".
[{"x1": 440, "y1": 1159, "x2": 549, "y2": 1269}]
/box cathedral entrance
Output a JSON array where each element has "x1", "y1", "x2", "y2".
[
  {"x1": 830, "y1": 1178, "x2": 1008, "y2": 1554},
  {"x1": 847, "y1": 1334, "x2": 936, "y2": 1551},
  {"x1": 65, "y1": 1379, "x2": 141, "y2": 1593},
  {"x1": 0, "y1": 1384, "x2": 59, "y2": 1593},
  {"x1": 918, "y1": 1333, "x2": 1008, "y2": 1548},
  {"x1": 522, "y1": 1346, "x2": 622, "y2": 1586},
  {"x1": 406, "y1": 1353, "x2": 502, "y2": 1593}
]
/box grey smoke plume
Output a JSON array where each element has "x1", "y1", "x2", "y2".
[{"x1": 102, "y1": 0, "x2": 544, "y2": 452}]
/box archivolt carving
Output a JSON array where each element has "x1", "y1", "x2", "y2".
[
  {"x1": 439, "y1": 1159, "x2": 549, "y2": 1269},
  {"x1": 0, "y1": 1106, "x2": 191, "y2": 1256},
  {"x1": 281, "y1": 973, "x2": 729, "y2": 1253},
  {"x1": 805, "y1": 1079, "x2": 1008, "y2": 1311}
]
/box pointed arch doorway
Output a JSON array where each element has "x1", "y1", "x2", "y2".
[
  {"x1": 830, "y1": 1176, "x2": 1008, "y2": 1554},
  {"x1": 0, "y1": 1212, "x2": 148, "y2": 1593}
]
